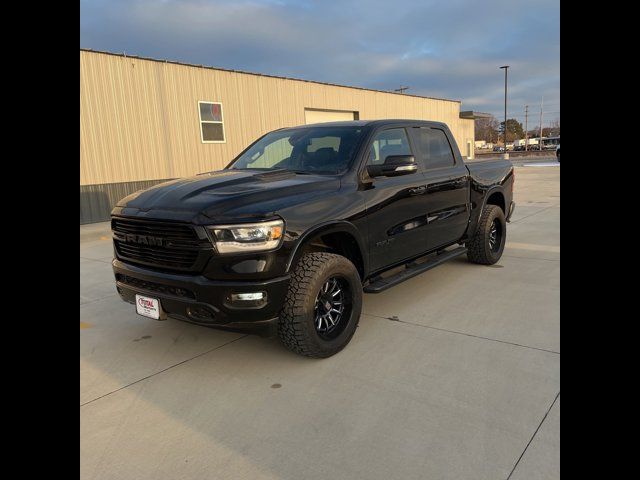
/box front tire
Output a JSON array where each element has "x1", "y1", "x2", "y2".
[
  {"x1": 278, "y1": 252, "x2": 362, "y2": 358},
  {"x1": 466, "y1": 205, "x2": 506, "y2": 265}
]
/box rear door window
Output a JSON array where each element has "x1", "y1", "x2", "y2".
[{"x1": 414, "y1": 128, "x2": 456, "y2": 170}]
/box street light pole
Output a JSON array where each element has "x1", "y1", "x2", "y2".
[
  {"x1": 500, "y1": 65, "x2": 509, "y2": 157},
  {"x1": 524, "y1": 105, "x2": 529, "y2": 151},
  {"x1": 539, "y1": 95, "x2": 544, "y2": 151}
]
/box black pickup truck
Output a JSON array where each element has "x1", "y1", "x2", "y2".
[{"x1": 112, "y1": 120, "x2": 514, "y2": 357}]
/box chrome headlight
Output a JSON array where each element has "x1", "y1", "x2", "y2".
[{"x1": 207, "y1": 219, "x2": 284, "y2": 254}]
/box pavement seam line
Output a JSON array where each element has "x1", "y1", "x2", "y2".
[
  {"x1": 80, "y1": 256, "x2": 113, "y2": 264},
  {"x1": 506, "y1": 391, "x2": 560, "y2": 480},
  {"x1": 363, "y1": 313, "x2": 560, "y2": 355},
  {"x1": 502, "y1": 254, "x2": 559, "y2": 263},
  {"x1": 80, "y1": 293, "x2": 119, "y2": 306},
  {"x1": 80, "y1": 334, "x2": 249, "y2": 407},
  {"x1": 509, "y1": 204, "x2": 558, "y2": 224}
]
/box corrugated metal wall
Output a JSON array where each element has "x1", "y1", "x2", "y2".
[
  {"x1": 80, "y1": 50, "x2": 475, "y2": 222},
  {"x1": 80, "y1": 179, "x2": 172, "y2": 224}
]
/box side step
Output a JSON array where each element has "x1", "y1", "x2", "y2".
[{"x1": 363, "y1": 247, "x2": 467, "y2": 293}]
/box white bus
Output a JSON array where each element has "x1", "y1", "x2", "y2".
[{"x1": 540, "y1": 136, "x2": 560, "y2": 150}]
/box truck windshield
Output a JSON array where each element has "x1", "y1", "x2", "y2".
[{"x1": 228, "y1": 126, "x2": 365, "y2": 174}]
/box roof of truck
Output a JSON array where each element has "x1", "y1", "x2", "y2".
[{"x1": 288, "y1": 119, "x2": 448, "y2": 129}]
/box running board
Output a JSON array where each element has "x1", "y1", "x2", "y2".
[{"x1": 363, "y1": 247, "x2": 467, "y2": 293}]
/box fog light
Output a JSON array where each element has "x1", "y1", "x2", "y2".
[
  {"x1": 228, "y1": 291, "x2": 267, "y2": 308},
  {"x1": 231, "y1": 292, "x2": 265, "y2": 302}
]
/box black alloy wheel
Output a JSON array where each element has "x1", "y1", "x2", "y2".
[{"x1": 314, "y1": 276, "x2": 352, "y2": 340}]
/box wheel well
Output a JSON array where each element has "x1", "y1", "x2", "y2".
[
  {"x1": 486, "y1": 191, "x2": 505, "y2": 214},
  {"x1": 293, "y1": 230, "x2": 365, "y2": 280}
]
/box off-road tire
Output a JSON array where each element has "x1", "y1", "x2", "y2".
[
  {"x1": 466, "y1": 205, "x2": 506, "y2": 265},
  {"x1": 278, "y1": 252, "x2": 362, "y2": 358}
]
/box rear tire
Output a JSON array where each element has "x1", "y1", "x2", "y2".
[
  {"x1": 466, "y1": 205, "x2": 506, "y2": 265},
  {"x1": 278, "y1": 252, "x2": 362, "y2": 358}
]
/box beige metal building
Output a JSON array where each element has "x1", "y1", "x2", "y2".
[{"x1": 80, "y1": 49, "x2": 475, "y2": 223}]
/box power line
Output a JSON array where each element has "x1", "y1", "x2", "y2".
[{"x1": 481, "y1": 111, "x2": 560, "y2": 119}]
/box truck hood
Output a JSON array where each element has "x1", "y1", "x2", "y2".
[{"x1": 115, "y1": 169, "x2": 341, "y2": 222}]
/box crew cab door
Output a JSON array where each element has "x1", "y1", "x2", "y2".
[
  {"x1": 408, "y1": 126, "x2": 470, "y2": 251},
  {"x1": 361, "y1": 127, "x2": 430, "y2": 272}
]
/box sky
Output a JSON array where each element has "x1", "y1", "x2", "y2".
[{"x1": 80, "y1": 0, "x2": 560, "y2": 127}]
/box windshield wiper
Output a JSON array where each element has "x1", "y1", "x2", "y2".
[{"x1": 287, "y1": 169, "x2": 315, "y2": 175}]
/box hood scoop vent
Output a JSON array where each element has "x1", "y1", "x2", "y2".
[{"x1": 253, "y1": 169, "x2": 296, "y2": 182}]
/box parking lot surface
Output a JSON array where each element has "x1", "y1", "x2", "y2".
[{"x1": 81, "y1": 165, "x2": 560, "y2": 480}]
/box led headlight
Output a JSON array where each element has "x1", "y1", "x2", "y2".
[{"x1": 208, "y1": 219, "x2": 284, "y2": 254}]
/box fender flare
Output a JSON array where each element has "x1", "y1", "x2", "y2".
[
  {"x1": 466, "y1": 185, "x2": 506, "y2": 238},
  {"x1": 285, "y1": 220, "x2": 369, "y2": 277},
  {"x1": 479, "y1": 185, "x2": 506, "y2": 214}
]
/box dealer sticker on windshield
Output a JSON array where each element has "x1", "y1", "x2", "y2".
[{"x1": 135, "y1": 294, "x2": 160, "y2": 320}]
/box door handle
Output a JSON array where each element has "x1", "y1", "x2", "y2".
[{"x1": 426, "y1": 177, "x2": 467, "y2": 192}]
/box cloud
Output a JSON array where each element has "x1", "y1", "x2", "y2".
[{"x1": 80, "y1": 0, "x2": 559, "y2": 123}]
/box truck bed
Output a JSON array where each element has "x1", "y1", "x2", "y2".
[{"x1": 465, "y1": 158, "x2": 513, "y2": 186}]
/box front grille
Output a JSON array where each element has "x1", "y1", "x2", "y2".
[
  {"x1": 116, "y1": 274, "x2": 196, "y2": 299},
  {"x1": 112, "y1": 217, "x2": 212, "y2": 272}
]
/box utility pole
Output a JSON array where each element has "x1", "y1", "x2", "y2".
[
  {"x1": 539, "y1": 96, "x2": 544, "y2": 151},
  {"x1": 524, "y1": 105, "x2": 529, "y2": 151},
  {"x1": 394, "y1": 86, "x2": 409, "y2": 94},
  {"x1": 499, "y1": 66, "x2": 509, "y2": 157}
]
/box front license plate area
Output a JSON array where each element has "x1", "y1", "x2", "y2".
[{"x1": 135, "y1": 294, "x2": 162, "y2": 320}]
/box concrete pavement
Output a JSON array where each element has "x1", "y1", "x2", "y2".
[{"x1": 80, "y1": 165, "x2": 559, "y2": 479}]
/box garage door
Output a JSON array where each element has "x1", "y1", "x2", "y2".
[{"x1": 304, "y1": 109, "x2": 357, "y2": 124}]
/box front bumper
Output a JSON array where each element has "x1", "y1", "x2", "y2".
[
  {"x1": 112, "y1": 259, "x2": 289, "y2": 336},
  {"x1": 506, "y1": 201, "x2": 516, "y2": 222}
]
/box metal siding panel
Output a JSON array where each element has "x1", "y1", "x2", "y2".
[
  {"x1": 80, "y1": 51, "x2": 472, "y2": 188},
  {"x1": 80, "y1": 179, "x2": 174, "y2": 224},
  {"x1": 304, "y1": 109, "x2": 356, "y2": 124}
]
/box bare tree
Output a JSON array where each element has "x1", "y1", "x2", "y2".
[
  {"x1": 475, "y1": 115, "x2": 500, "y2": 143},
  {"x1": 548, "y1": 118, "x2": 560, "y2": 136}
]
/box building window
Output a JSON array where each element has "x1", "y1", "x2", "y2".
[{"x1": 198, "y1": 101, "x2": 225, "y2": 143}]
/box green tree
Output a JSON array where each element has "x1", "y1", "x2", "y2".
[{"x1": 499, "y1": 118, "x2": 524, "y2": 143}]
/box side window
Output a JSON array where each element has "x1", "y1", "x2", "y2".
[
  {"x1": 368, "y1": 128, "x2": 412, "y2": 165},
  {"x1": 415, "y1": 128, "x2": 456, "y2": 169}
]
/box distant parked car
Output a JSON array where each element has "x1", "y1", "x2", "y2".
[
  {"x1": 493, "y1": 146, "x2": 505, "y2": 152},
  {"x1": 556, "y1": 144, "x2": 560, "y2": 162}
]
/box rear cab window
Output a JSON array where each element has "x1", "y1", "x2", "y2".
[{"x1": 412, "y1": 127, "x2": 456, "y2": 170}]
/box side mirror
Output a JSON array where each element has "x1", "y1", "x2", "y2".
[{"x1": 367, "y1": 155, "x2": 418, "y2": 178}]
